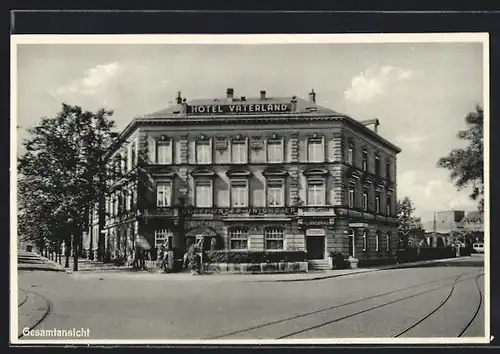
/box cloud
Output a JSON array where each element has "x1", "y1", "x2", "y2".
[
  {"x1": 50, "y1": 62, "x2": 121, "y2": 98},
  {"x1": 398, "y1": 171, "x2": 478, "y2": 224},
  {"x1": 48, "y1": 62, "x2": 173, "y2": 116},
  {"x1": 344, "y1": 65, "x2": 423, "y2": 103},
  {"x1": 394, "y1": 133, "x2": 432, "y2": 150}
]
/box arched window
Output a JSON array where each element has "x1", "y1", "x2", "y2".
[{"x1": 228, "y1": 228, "x2": 249, "y2": 250}]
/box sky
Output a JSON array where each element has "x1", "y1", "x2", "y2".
[{"x1": 14, "y1": 39, "x2": 485, "y2": 226}]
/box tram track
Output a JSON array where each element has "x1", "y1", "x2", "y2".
[
  {"x1": 207, "y1": 270, "x2": 481, "y2": 339},
  {"x1": 17, "y1": 289, "x2": 54, "y2": 339},
  {"x1": 458, "y1": 274, "x2": 484, "y2": 337}
]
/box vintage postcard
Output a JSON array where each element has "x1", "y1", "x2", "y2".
[{"x1": 10, "y1": 33, "x2": 490, "y2": 345}]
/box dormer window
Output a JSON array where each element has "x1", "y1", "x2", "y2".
[
  {"x1": 362, "y1": 149, "x2": 368, "y2": 171},
  {"x1": 196, "y1": 138, "x2": 212, "y2": 164},
  {"x1": 307, "y1": 135, "x2": 324, "y2": 162}
]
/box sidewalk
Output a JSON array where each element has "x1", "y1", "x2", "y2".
[{"x1": 67, "y1": 256, "x2": 471, "y2": 282}]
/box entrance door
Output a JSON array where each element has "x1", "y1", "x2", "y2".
[{"x1": 306, "y1": 237, "x2": 325, "y2": 260}]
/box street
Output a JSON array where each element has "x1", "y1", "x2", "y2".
[{"x1": 16, "y1": 254, "x2": 485, "y2": 341}]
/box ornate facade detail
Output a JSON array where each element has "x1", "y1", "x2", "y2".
[
  {"x1": 180, "y1": 134, "x2": 189, "y2": 163},
  {"x1": 215, "y1": 137, "x2": 228, "y2": 153},
  {"x1": 250, "y1": 136, "x2": 264, "y2": 151},
  {"x1": 290, "y1": 132, "x2": 299, "y2": 162}
]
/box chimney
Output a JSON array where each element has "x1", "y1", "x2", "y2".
[
  {"x1": 226, "y1": 88, "x2": 234, "y2": 102},
  {"x1": 309, "y1": 89, "x2": 316, "y2": 103},
  {"x1": 260, "y1": 90, "x2": 266, "y2": 100},
  {"x1": 291, "y1": 95, "x2": 297, "y2": 111},
  {"x1": 176, "y1": 91, "x2": 182, "y2": 104},
  {"x1": 241, "y1": 96, "x2": 246, "y2": 101},
  {"x1": 181, "y1": 98, "x2": 187, "y2": 114}
]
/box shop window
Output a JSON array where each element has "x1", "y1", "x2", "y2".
[
  {"x1": 155, "y1": 229, "x2": 173, "y2": 248},
  {"x1": 229, "y1": 229, "x2": 249, "y2": 250},
  {"x1": 265, "y1": 228, "x2": 284, "y2": 250}
]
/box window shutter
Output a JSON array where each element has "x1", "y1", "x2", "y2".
[{"x1": 148, "y1": 136, "x2": 156, "y2": 163}]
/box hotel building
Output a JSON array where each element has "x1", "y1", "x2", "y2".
[{"x1": 84, "y1": 88, "x2": 401, "y2": 267}]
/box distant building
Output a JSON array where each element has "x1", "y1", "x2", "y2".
[
  {"x1": 83, "y1": 88, "x2": 401, "y2": 267},
  {"x1": 423, "y1": 210, "x2": 484, "y2": 247}
]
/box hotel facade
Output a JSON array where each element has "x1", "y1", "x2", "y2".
[{"x1": 84, "y1": 88, "x2": 401, "y2": 267}]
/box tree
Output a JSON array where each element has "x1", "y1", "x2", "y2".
[
  {"x1": 17, "y1": 104, "x2": 122, "y2": 271},
  {"x1": 397, "y1": 197, "x2": 425, "y2": 249},
  {"x1": 437, "y1": 105, "x2": 484, "y2": 211}
]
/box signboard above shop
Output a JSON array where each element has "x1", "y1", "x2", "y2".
[{"x1": 187, "y1": 103, "x2": 292, "y2": 115}]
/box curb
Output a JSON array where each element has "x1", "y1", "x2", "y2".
[{"x1": 264, "y1": 256, "x2": 473, "y2": 283}]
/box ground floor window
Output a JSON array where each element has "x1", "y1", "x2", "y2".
[
  {"x1": 265, "y1": 228, "x2": 284, "y2": 250},
  {"x1": 229, "y1": 228, "x2": 249, "y2": 250},
  {"x1": 155, "y1": 229, "x2": 173, "y2": 248},
  {"x1": 386, "y1": 232, "x2": 391, "y2": 252},
  {"x1": 362, "y1": 230, "x2": 368, "y2": 251}
]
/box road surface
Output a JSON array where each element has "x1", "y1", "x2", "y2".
[{"x1": 16, "y1": 254, "x2": 485, "y2": 341}]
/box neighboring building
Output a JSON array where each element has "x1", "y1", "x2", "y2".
[
  {"x1": 83, "y1": 88, "x2": 401, "y2": 267},
  {"x1": 423, "y1": 210, "x2": 484, "y2": 247}
]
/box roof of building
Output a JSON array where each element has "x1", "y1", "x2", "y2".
[{"x1": 142, "y1": 96, "x2": 338, "y2": 119}]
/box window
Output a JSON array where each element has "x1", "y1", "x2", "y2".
[
  {"x1": 230, "y1": 180, "x2": 248, "y2": 207},
  {"x1": 121, "y1": 152, "x2": 127, "y2": 173},
  {"x1": 307, "y1": 179, "x2": 325, "y2": 206},
  {"x1": 375, "y1": 192, "x2": 381, "y2": 213},
  {"x1": 375, "y1": 231, "x2": 380, "y2": 252},
  {"x1": 362, "y1": 150, "x2": 368, "y2": 171},
  {"x1": 229, "y1": 229, "x2": 248, "y2": 250},
  {"x1": 267, "y1": 179, "x2": 284, "y2": 207},
  {"x1": 363, "y1": 191, "x2": 368, "y2": 211},
  {"x1": 196, "y1": 140, "x2": 212, "y2": 164},
  {"x1": 232, "y1": 140, "x2": 247, "y2": 163},
  {"x1": 386, "y1": 160, "x2": 391, "y2": 181},
  {"x1": 267, "y1": 139, "x2": 283, "y2": 163},
  {"x1": 386, "y1": 232, "x2": 391, "y2": 252},
  {"x1": 155, "y1": 229, "x2": 173, "y2": 248},
  {"x1": 130, "y1": 144, "x2": 136, "y2": 169},
  {"x1": 375, "y1": 155, "x2": 380, "y2": 175},
  {"x1": 195, "y1": 180, "x2": 212, "y2": 207},
  {"x1": 308, "y1": 138, "x2": 324, "y2": 162},
  {"x1": 347, "y1": 145, "x2": 354, "y2": 165},
  {"x1": 157, "y1": 182, "x2": 171, "y2": 207},
  {"x1": 386, "y1": 195, "x2": 392, "y2": 215},
  {"x1": 157, "y1": 140, "x2": 172, "y2": 165},
  {"x1": 362, "y1": 230, "x2": 368, "y2": 251},
  {"x1": 348, "y1": 188, "x2": 355, "y2": 208},
  {"x1": 265, "y1": 228, "x2": 284, "y2": 250}
]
